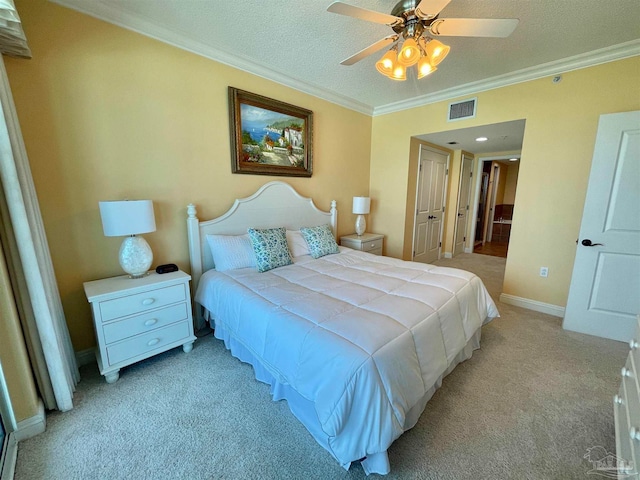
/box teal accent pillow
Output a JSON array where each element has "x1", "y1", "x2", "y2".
[
  {"x1": 300, "y1": 225, "x2": 339, "y2": 259},
  {"x1": 247, "y1": 227, "x2": 293, "y2": 272}
]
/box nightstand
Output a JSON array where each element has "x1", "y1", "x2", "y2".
[
  {"x1": 83, "y1": 270, "x2": 196, "y2": 383},
  {"x1": 340, "y1": 232, "x2": 384, "y2": 256}
]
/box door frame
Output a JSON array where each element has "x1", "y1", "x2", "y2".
[
  {"x1": 453, "y1": 152, "x2": 474, "y2": 255},
  {"x1": 469, "y1": 154, "x2": 515, "y2": 250},
  {"x1": 412, "y1": 144, "x2": 450, "y2": 261}
]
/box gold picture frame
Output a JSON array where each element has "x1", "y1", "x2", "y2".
[{"x1": 229, "y1": 87, "x2": 313, "y2": 177}]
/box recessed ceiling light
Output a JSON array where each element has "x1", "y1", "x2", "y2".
[
  {"x1": 475, "y1": 137, "x2": 488, "y2": 142},
  {"x1": 509, "y1": 158, "x2": 519, "y2": 162}
]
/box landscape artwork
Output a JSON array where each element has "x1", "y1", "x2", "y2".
[{"x1": 229, "y1": 87, "x2": 313, "y2": 177}]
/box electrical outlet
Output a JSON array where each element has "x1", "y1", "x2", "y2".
[{"x1": 540, "y1": 267, "x2": 549, "y2": 278}]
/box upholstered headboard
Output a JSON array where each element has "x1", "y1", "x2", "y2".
[{"x1": 186, "y1": 181, "x2": 337, "y2": 295}]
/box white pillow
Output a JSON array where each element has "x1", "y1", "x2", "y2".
[
  {"x1": 286, "y1": 230, "x2": 310, "y2": 258},
  {"x1": 205, "y1": 234, "x2": 256, "y2": 271}
]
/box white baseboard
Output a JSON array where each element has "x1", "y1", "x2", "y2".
[
  {"x1": 443, "y1": 252, "x2": 453, "y2": 259},
  {"x1": 0, "y1": 432, "x2": 17, "y2": 480},
  {"x1": 13, "y1": 400, "x2": 45, "y2": 442},
  {"x1": 464, "y1": 247, "x2": 473, "y2": 253},
  {"x1": 499, "y1": 293, "x2": 565, "y2": 318},
  {"x1": 75, "y1": 348, "x2": 96, "y2": 367}
]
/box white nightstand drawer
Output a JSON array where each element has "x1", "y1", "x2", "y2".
[
  {"x1": 106, "y1": 320, "x2": 191, "y2": 366},
  {"x1": 99, "y1": 283, "x2": 186, "y2": 322},
  {"x1": 102, "y1": 303, "x2": 189, "y2": 344},
  {"x1": 623, "y1": 354, "x2": 640, "y2": 428},
  {"x1": 616, "y1": 382, "x2": 636, "y2": 476},
  {"x1": 340, "y1": 233, "x2": 385, "y2": 256},
  {"x1": 362, "y1": 238, "x2": 383, "y2": 252}
]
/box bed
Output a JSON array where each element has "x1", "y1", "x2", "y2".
[{"x1": 187, "y1": 181, "x2": 498, "y2": 475}]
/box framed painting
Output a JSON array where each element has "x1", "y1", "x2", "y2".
[{"x1": 229, "y1": 87, "x2": 313, "y2": 177}]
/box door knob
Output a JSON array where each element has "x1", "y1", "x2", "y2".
[
  {"x1": 428, "y1": 215, "x2": 436, "y2": 220},
  {"x1": 581, "y1": 239, "x2": 604, "y2": 247},
  {"x1": 457, "y1": 213, "x2": 463, "y2": 217}
]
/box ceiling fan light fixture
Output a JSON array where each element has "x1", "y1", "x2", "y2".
[
  {"x1": 417, "y1": 56, "x2": 437, "y2": 79},
  {"x1": 397, "y1": 36, "x2": 420, "y2": 66},
  {"x1": 375, "y1": 45, "x2": 398, "y2": 76},
  {"x1": 327, "y1": 1, "x2": 519, "y2": 82},
  {"x1": 424, "y1": 38, "x2": 450, "y2": 66},
  {"x1": 390, "y1": 63, "x2": 406, "y2": 81}
]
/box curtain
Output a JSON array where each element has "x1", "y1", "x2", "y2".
[
  {"x1": 0, "y1": 0, "x2": 30, "y2": 59},
  {"x1": 0, "y1": 1, "x2": 78, "y2": 411}
]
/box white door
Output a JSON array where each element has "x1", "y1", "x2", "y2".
[
  {"x1": 453, "y1": 153, "x2": 474, "y2": 256},
  {"x1": 563, "y1": 110, "x2": 640, "y2": 342},
  {"x1": 414, "y1": 145, "x2": 448, "y2": 264}
]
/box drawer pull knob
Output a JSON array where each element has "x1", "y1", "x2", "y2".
[
  {"x1": 622, "y1": 367, "x2": 633, "y2": 378},
  {"x1": 631, "y1": 339, "x2": 639, "y2": 349},
  {"x1": 144, "y1": 318, "x2": 158, "y2": 327},
  {"x1": 142, "y1": 298, "x2": 156, "y2": 306},
  {"x1": 614, "y1": 394, "x2": 624, "y2": 406},
  {"x1": 147, "y1": 338, "x2": 160, "y2": 347},
  {"x1": 630, "y1": 427, "x2": 640, "y2": 441}
]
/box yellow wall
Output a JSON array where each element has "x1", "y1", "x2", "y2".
[
  {"x1": 502, "y1": 163, "x2": 519, "y2": 205},
  {"x1": 5, "y1": 0, "x2": 372, "y2": 354},
  {"x1": 371, "y1": 56, "x2": 640, "y2": 308},
  {"x1": 495, "y1": 164, "x2": 507, "y2": 205}
]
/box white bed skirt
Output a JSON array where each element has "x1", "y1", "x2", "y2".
[{"x1": 205, "y1": 309, "x2": 483, "y2": 476}]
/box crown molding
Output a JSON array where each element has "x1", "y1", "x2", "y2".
[
  {"x1": 373, "y1": 40, "x2": 640, "y2": 116},
  {"x1": 50, "y1": 1, "x2": 638, "y2": 118},
  {"x1": 50, "y1": 0, "x2": 374, "y2": 115}
]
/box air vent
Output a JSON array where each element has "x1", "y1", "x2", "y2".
[{"x1": 448, "y1": 98, "x2": 477, "y2": 122}]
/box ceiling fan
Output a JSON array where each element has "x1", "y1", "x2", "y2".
[{"x1": 327, "y1": 0, "x2": 519, "y2": 80}]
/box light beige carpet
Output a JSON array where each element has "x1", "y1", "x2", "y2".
[{"x1": 14, "y1": 253, "x2": 628, "y2": 479}]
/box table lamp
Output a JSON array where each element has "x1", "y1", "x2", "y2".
[
  {"x1": 352, "y1": 196, "x2": 370, "y2": 236},
  {"x1": 99, "y1": 200, "x2": 156, "y2": 278}
]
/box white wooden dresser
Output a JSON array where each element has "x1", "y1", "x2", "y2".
[
  {"x1": 614, "y1": 315, "x2": 640, "y2": 477},
  {"x1": 340, "y1": 232, "x2": 384, "y2": 256},
  {"x1": 84, "y1": 270, "x2": 196, "y2": 383}
]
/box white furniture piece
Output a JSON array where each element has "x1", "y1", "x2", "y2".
[
  {"x1": 614, "y1": 314, "x2": 640, "y2": 477},
  {"x1": 187, "y1": 181, "x2": 498, "y2": 475},
  {"x1": 352, "y1": 196, "x2": 370, "y2": 236},
  {"x1": 340, "y1": 232, "x2": 384, "y2": 256},
  {"x1": 83, "y1": 270, "x2": 196, "y2": 383}
]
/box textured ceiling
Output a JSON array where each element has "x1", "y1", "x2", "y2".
[{"x1": 52, "y1": 0, "x2": 640, "y2": 115}]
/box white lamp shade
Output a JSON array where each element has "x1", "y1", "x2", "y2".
[
  {"x1": 99, "y1": 200, "x2": 156, "y2": 237},
  {"x1": 352, "y1": 197, "x2": 371, "y2": 215}
]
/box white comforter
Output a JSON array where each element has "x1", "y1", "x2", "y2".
[{"x1": 195, "y1": 249, "x2": 498, "y2": 472}]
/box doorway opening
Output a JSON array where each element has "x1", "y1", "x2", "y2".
[
  {"x1": 473, "y1": 157, "x2": 520, "y2": 258},
  {"x1": 415, "y1": 119, "x2": 525, "y2": 261}
]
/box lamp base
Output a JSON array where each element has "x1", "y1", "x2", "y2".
[
  {"x1": 119, "y1": 235, "x2": 153, "y2": 279},
  {"x1": 355, "y1": 215, "x2": 366, "y2": 236}
]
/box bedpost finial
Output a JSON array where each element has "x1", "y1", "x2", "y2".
[{"x1": 187, "y1": 204, "x2": 197, "y2": 218}]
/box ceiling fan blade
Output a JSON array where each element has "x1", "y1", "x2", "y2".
[
  {"x1": 327, "y1": 2, "x2": 403, "y2": 27},
  {"x1": 429, "y1": 18, "x2": 519, "y2": 37},
  {"x1": 340, "y1": 35, "x2": 398, "y2": 66},
  {"x1": 415, "y1": 0, "x2": 452, "y2": 19}
]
